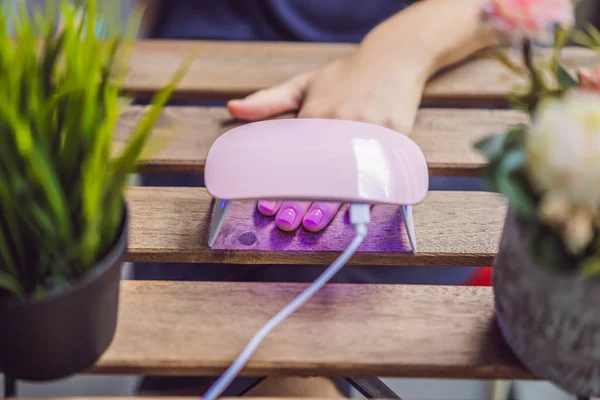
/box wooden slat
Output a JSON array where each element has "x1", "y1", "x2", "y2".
[
  {"x1": 124, "y1": 41, "x2": 595, "y2": 103},
  {"x1": 115, "y1": 106, "x2": 527, "y2": 176},
  {"x1": 126, "y1": 187, "x2": 506, "y2": 266},
  {"x1": 91, "y1": 281, "x2": 530, "y2": 379}
]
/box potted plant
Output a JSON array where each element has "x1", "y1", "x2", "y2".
[
  {"x1": 476, "y1": 0, "x2": 600, "y2": 396},
  {"x1": 0, "y1": 1, "x2": 192, "y2": 382}
]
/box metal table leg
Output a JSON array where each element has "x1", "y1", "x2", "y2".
[
  {"x1": 344, "y1": 377, "x2": 402, "y2": 399},
  {"x1": 3, "y1": 376, "x2": 16, "y2": 398},
  {"x1": 234, "y1": 377, "x2": 266, "y2": 396}
]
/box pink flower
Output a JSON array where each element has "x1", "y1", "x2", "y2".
[
  {"x1": 577, "y1": 66, "x2": 600, "y2": 93},
  {"x1": 482, "y1": 0, "x2": 575, "y2": 43}
]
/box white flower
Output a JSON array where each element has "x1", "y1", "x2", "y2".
[
  {"x1": 539, "y1": 190, "x2": 570, "y2": 225},
  {"x1": 526, "y1": 92, "x2": 600, "y2": 208},
  {"x1": 563, "y1": 207, "x2": 594, "y2": 253}
]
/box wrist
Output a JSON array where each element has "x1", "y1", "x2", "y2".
[
  {"x1": 359, "y1": 0, "x2": 498, "y2": 79},
  {"x1": 358, "y1": 26, "x2": 436, "y2": 83}
]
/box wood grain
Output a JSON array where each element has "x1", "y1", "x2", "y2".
[
  {"x1": 115, "y1": 106, "x2": 527, "y2": 176},
  {"x1": 126, "y1": 187, "x2": 506, "y2": 266},
  {"x1": 91, "y1": 281, "x2": 531, "y2": 379},
  {"x1": 124, "y1": 41, "x2": 596, "y2": 103}
]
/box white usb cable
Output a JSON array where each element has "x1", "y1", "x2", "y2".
[{"x1": 202, "y1": 203, "x2": 371, "y2": 400}]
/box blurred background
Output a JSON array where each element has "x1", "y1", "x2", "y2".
[{"x1": 1, "y1": 0, "x2": 599, "y2": 399}]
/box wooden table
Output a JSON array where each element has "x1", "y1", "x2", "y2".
[{"x1": 7, "y1": 40, "x2": 596, "y2": 399}]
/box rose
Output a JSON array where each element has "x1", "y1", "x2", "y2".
[{"x1": 482, "y1": 0, "x2": 575, "y2": 43}]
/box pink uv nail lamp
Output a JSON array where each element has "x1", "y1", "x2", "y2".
[{"x1": 204, "y1": 118, "x2": 429, "y2": 252}]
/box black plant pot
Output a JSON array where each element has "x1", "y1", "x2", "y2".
[{"x1": 0, "y1": 209, "x2": 128, "y2": 382}]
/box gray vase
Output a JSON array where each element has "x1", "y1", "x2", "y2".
[{"x1": 494, "y1": 209, "x2": 600, "y2": 397}]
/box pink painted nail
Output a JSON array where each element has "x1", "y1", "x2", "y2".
[
  {"x1": 303, "y1": 208, "x2": 324, "y2": 229},
  {"x1": 258, "y1": 200, "x2": 278, "y2": 215},
  {"x1": 277, "y1": 208, "x2": 297, "y2": 226}
]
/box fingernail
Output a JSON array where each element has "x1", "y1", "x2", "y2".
[
  {"x1": 303, "y1": 208, "x2": 324, "y2": 229},
  {"x1": 258, "y1": 201, "x2": 278, "y2": 215},
  {"x1": 277, "y1": 208, "x2": 297, "y2": 226}
]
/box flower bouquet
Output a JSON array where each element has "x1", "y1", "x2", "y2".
[{"x1": 476, "y1": 0, "x2": 600, "y2": 396}]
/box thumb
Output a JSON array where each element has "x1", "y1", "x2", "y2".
[{"x1": 227, "y1": 72, "x2": 312, "y2": 121}]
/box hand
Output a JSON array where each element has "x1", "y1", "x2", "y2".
[{"x1": 227, "y1": 38, "x2": 429, "y2": 232}]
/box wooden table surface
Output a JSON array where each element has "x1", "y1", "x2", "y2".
[
  {"x1": 126, "y1": 188, "x2": 506, "y2": 266},
  {"x1": 109, "y1": 43, "x2": 595, "y2": 382},
  {"x1": 123, "y1": 41, "x2": 596, "y2": 104},
  {"x1": 91, "y1": 281, "x2": 531, "y2": 380},
  {"x1": 115, "y1": 106, "x2": 527, "y2": 176}
]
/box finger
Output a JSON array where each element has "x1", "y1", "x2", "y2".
[
  {"x1": 302, "y1": 202, "x2": 342, "y2": 232},
  {"x1": 227, "y1": 73, "x2": 312, "y2": 121},
  {"x1": 257, "y1": 200, "x2": 283, "y2": 217},
  {"x1": 275, "y1": 201, "x2": 313, "y2": 231}
]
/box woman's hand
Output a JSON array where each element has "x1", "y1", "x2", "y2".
[
  {"x1": 226, "y1": 0, "x2": 497, "y2": 233},
  {"x1": 227, "y1": 38, "x2": 429, "y2": 232}
]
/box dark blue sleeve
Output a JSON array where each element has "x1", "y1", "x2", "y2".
[{"x1": 151, "y1": 0, "x2": 414, "y2": 43}]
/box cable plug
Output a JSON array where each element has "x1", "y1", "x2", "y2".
[{"x1": 349, "y1": 203, "x2": 370, "y2": 237}]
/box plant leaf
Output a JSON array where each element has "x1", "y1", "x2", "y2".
[
  {"x1": 530, "y1": 224, "x2": 576, "y2": 273},
  {"x1": 581, "y1": 256, "x2": 600, "y2": 278},
  {"x1": 587, "y1": 25, "x2": 600, "y2": 47},
  {"x1": 0, "y1": 1, "x2": 189, "y2": 299},
  {"x1": 572, "y1": 30, "x2": 594, "y2": 47},
  {"x1": 556, "y1": 65, "x2": 577, "y2": 88},
  {"x1": 0, "y1": 271, "x2": 24, "y2": 298},
  {"x1": 493, "y1": 147, "x2": 536, "y2": 217},
  {"x1": 497, "y1": 175, "x2": 536, "y2": 217},
  {"x1": 498, "y1": 148, "x2": 526, "y2": 175},
  {"x1": 474, "y1": 133, "x2": 506, "y2": 161},
  {"x1": 573, "y1": 24, "x2": 600, "y2": 49},
  {"x1": 479, "y1": 48, "x2": 527, "y2": 75}
]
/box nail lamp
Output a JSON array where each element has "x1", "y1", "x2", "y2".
[{"x1": 204, "y1": 118, "x2": 429, "y2": 253}]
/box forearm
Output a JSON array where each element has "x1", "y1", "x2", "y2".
[{"x1": 360, "y1": 0, "x2": 499, "y2": 79}]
